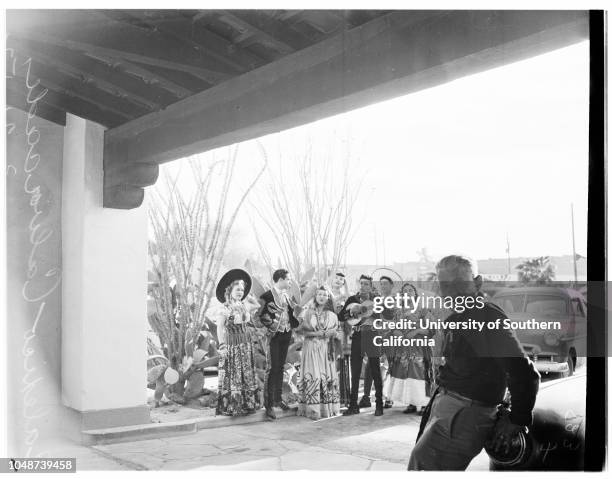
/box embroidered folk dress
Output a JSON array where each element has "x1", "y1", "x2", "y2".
[
  {"x1": 216, "y1": 301, "x2": 262, "y2": 416},
  {"x1": 384, "y1": 307, "x2": 432, "y2": 408},
  {"x1": 296, "y1": 307, "x2": 341, "y2": 420}
]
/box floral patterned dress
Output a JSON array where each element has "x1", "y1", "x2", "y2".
[
  {"x1": 216, "y1": 302, "x2": 262, "y2": 416},
  {"x1": 296, "y1": 307, "x2": 341, "y2": 420}
]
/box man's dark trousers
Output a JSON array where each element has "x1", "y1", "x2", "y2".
[
  {"x1": 363, "y1": 362, "x2": 373, "y2": 398},
  {"x1": 350, "y1": 330, "x2": 382, "y2": 407},
  {"x1": 267, "y1": 329, "x2": 292, "y2": 407}
]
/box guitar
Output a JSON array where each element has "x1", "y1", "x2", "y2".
[{"x1": 346, "y1": 300, "x2": 375, "y2": 327}]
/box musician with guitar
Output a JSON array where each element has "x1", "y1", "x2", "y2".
[
  {"x1": 339, "y1": 274, "x2": 385, "y2": 417},
  {"x1": 258, "y1": 269, "x2": 301, "y2": 420}
]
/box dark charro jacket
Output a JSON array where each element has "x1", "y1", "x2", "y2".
[
  {"x1": 258, "y1": 289, "x2": 299, "y2": 335},
  {"x1": 437, "y1": 301, "x2": 540, "y2": 426}
]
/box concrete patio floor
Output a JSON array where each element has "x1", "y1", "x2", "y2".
[{"x1": 40, "y1": 405, "x2": 491, "y2": 471}]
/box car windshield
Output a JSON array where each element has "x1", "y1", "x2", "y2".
[
  {"x1": 525, "y1": 295, "x2": 568, "y2": 316},
  {"x1": 493, "y1": 295, "x2": 524, "y2": 313}
]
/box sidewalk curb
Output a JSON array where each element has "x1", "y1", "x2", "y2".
[{"x1": 82, "y1": 406, "x2": 298, "y2": 445}]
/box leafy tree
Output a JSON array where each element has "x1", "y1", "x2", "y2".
[{"x1": 515, "y1": 256, "x2": 556, "y2": 284}]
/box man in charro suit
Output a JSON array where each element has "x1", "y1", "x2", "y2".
[
  {"x1": 258, "y1": 269, "x2": 301, "y2": 420},
  {"x1": 339, "y1": 274, "x2": 385, "y2": 417}
]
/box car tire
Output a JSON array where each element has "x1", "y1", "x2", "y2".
[{"x1": 561, "y1": 356, "x2": 575, "y2": 378}]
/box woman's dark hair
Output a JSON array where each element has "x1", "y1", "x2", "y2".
[
  {"x1": 379, "y1": 275, "x2": 394, "y2": 285},
  {"x1": 273, "y1": 269, "x2": 289, "y2": 283},
  {"x1": 401, "y1": 282, "x2": 418, "y2": 300},
  {"x1": 314, "y1": 285, "x2": 334, "y2": 312}
]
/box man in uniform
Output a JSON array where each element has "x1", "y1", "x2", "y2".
[{"x1": 408, "y1": 255, "x2": 540, "y2": 470}]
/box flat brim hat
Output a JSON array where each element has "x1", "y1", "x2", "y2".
[{"x1": 215, "y1": 268, "x2": 252, "y2": 303}]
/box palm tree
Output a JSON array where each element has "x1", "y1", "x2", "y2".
[{"x1": 515, "y1": 256, "x2": 556, "y2": 284}]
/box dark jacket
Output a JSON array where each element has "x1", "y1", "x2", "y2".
[
  {"x1": 258, "y1": 289, "x2": 299, "y2": 334},
  {"x1": 437, "y1": 302, "x2": 540, "y2": 426},
  {"x1": 339, "y1": 292, "x2": 382, "y2": 357}
]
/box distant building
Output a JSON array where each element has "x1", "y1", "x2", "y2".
[
  {"x1": 339, "y1": 254, "x2": 587, "y2": 288},
  {"x1": 477, "y1": 255, "x2": 587, "y2": 282}
]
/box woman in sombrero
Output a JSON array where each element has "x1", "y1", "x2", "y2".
[{"x1": 214, "y1": 269, "x2": 262, "y2": 416}]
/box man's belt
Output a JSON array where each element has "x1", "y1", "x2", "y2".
[{"x1": 438, "y1": 386, "x2": 498, "y2": 408}]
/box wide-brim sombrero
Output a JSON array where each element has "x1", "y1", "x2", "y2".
[{"x1": 215, "y1": 268, "x2": 252, "y2": 303}]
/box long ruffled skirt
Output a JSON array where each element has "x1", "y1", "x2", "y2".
[
  {"x1": 216, "y1": 340, "x2": 262, "y2": 416},
  {"x1": 297, "y1": 338, "x2": 340, "y2": 420},
  {"x1": 384, "y1": 353, "x2": 429, "y2": 407}
]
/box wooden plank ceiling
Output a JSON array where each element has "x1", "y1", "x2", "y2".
[{"x1": 6, "y1": 9, "x2": 391, "y2": 129}]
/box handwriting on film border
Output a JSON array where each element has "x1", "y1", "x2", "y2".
[
  {"x1": 539, "y1": 409, "x2": 583, "y2": 465},
  {"x1": 7, "y1": 48, "x2": 61, "y2": 458}
]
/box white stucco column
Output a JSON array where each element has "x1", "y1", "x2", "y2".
[{"x1": 61, "y1": 114, "x2": 149, "y2": 434}]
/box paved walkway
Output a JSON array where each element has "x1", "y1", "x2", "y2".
[{"x1": 44, "y1": 406, "x2": 490, "y2": 471}]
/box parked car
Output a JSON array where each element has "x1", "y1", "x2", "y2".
[
  {"x1": 491, "y1": 287, "x2": 587, "y2": 377},
  {"x1": 488, "y1": 371, "x2": 585, "y2": 470}
]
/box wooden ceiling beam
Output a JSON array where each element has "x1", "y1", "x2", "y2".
[
  {"x1": 217, "y1": 11, "x2": 296, "y2": 54},
  {"x1": 9, "y1": 39, "x2": 162, "y2": 111},
  {"x1": 39, "y1": 93, "x2": 125, "y2": 129},
  {"x1": 103, "y1": 184, "x2": 145, "y2": 209},
  {"x1": 6, "y1": 82, "x2": 67, "y2": 126},
  {"x1": 13, "y1": 31, "x2": 230, "y2": 84},
  {"x1": 324, "y1": 10, "x2": 354, "y2": 30},
  {"x1": 104, "y1": 162, "x2": 159, "y2": 189},
  {"x1": 277, "y1": 10, "x2": 305, "y2": 21},
  {"x1": 81, "y1": 53, "x2": 193, "y2": 99},
  {"x1": 7, "y1": 76, "x2": 124, "y2": 128},
  {"x1": 11, "y1": 55, "x2": 151, "y2": 119},
  {"x1": 104, "y1": 10, "x2": 589, "y2": 179},
  {"x1": 125, "y1": 11, "x2": 252, "y2": 73},
  {"x1": 19, "y1": 74, "x2": 135, "y2": 121},
  {"x1": 234, "y1": 11, "x2": 315, "y2": 47},
  {"x1": 98, "y1": 10, "x2": 247, "y2": 74},
  {"x1": 191, "y1": 13, "x2": 269, "y2": 68},
  {"x1": 120, "y1": 11, "x2": 269, "y2": 69}
]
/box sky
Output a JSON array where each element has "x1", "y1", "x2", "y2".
[{"x1": 157, "y1": 40, "x2": 589, "y2": 266}]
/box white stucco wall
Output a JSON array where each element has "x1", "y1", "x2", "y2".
[{"x1": 62, "y1": 114, "x2": 148, "y2": 411}]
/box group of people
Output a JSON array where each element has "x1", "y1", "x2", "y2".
[
  {"x1": 212, "y1": 266, "x2": 435, "y2": 421},
  {"x1": 212, "y1": 255, "x2": 541, "y2": 471},
  {"x1": 338, "y1": 273, "x2": 438, "y2": 417}
]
